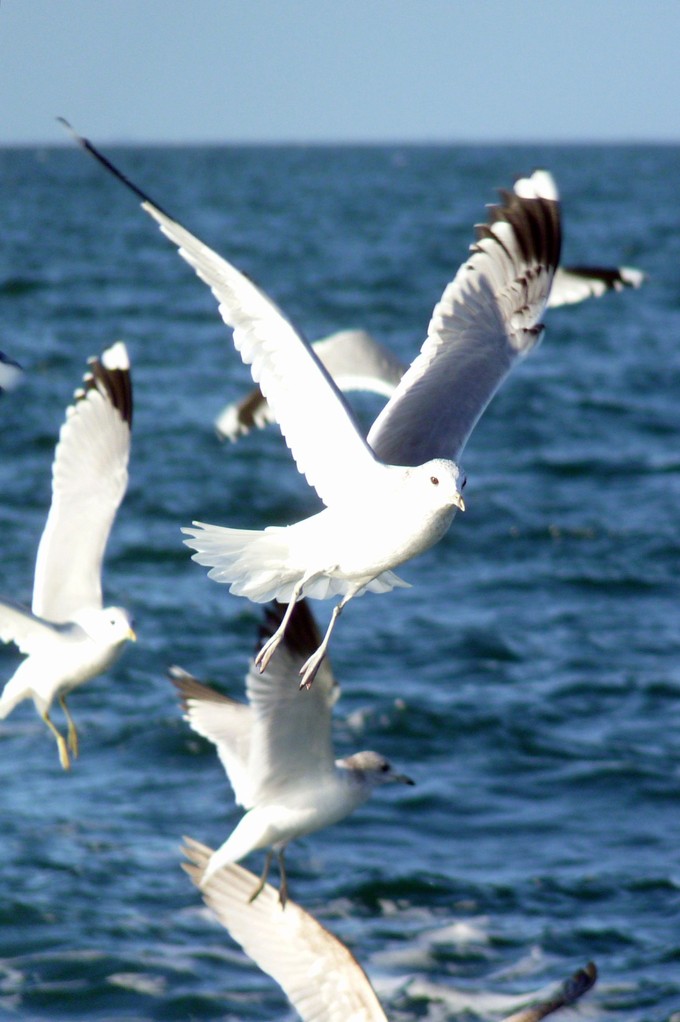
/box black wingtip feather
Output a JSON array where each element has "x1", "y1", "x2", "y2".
[
  {"x1": 487, "y1": 179, "x2": 562, "y2": 274},
  {"x1": 58, "y1": 116, "x2": 172, "y2": 218},
  {"x1": 79, "y1": 352, "x2": 133, "y2": 428}
]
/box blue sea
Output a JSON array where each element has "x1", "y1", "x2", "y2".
[{"x1": 1, "y1": 142, "x2": 679, "y2": 1021}]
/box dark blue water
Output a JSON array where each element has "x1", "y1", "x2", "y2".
[{"x1": 1, "y1": 143, "x2": 679, "y2": 1021}]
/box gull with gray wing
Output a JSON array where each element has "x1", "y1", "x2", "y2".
[
  {"x1": 170, "y1": 599, "x2": 412, "y2": 905},
  {"x1": 64, "y1": 124, "x2": 560, "y2": 688},
  {"x1": 0, "y1": 343, "x2": 135, "y2": 768}
]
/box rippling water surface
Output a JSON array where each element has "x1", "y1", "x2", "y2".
[{"x1": 1, "y1": 143, "x2": 679, "y2": 1021}]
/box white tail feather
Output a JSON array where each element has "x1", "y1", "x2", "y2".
[{"x1": 182, "y1": 522, "x2": 409, "y2": 603}]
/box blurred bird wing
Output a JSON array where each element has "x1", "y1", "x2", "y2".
[
  {"x1": 32, "y1": 343, "x2": 132, "y2": 621},
  {"x1": 500, "y1": 962, "x2": 597, "y2": 1022},
  {"x1": 313, "y1": 328, "x2": 406, "y2": 398},
  {"x1": 0, "y1": 598, "x2": 69, "y2": 654},
  {"x1": 548, "y1": 264, "x2": 645, "y2": 307},
  {"x1": 245, "y1": 601, "x2": 338, "y2": 802},
  {"x1": 169, "y1": 666, "x2": 255, "y2": 808},
  {"x1": 183, "y1": 838, "x2": 388, "y2": 1022},
  {"x1": 215, "y1": 328, "x2": 405, "y2": 442}
]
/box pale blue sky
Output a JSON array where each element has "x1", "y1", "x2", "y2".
[{"x1": 2, "y1": 0, "x2": 678, "y2": 145}]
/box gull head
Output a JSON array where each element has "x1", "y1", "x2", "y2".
[
  {"x1": 338, "y1": 750, "x2": 415, "y2": 789},
  {"x1": 403, "y1": 458, "x2": 465, "y2": 513},
  {"x1": 73, "y1": 606, "x2": 137, "y2": 646}
]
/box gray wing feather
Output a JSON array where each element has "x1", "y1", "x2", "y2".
[
  {"x1": 0, "y1": 597, "x2": 71, "y2": 654},
  {"x1": 169, "y1": 666, "x2": 254, "y2": 808},
  {"x1": 244, "y1": 601, "x2": 339, "y2": 803}
]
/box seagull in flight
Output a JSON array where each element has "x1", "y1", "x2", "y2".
[
  {"x1": 63, "y1": 122, "x2": 560, "y2": 688},
  {"x1": 183, "y1": 837, "x2": 597, "y2": 1022},
  {"x1": 170, "y1": 599, "x2": 413, "y2": 905},
  {"x1": 0, "y1": 343, "x2": 136, "y2": 769}
]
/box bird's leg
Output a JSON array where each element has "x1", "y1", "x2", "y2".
[
  {"x1": 248, "y1": 850, "x2": 273, "y2": 903},
  {"x1": 255, "y1": 578, "x2": 310, "y2": 673},
  {"x1": 299, "y1": 598, "x2": 346, "y2": 690},
  {"x1": 42, "y1": 711, "x2": 70, "y2": 770},
  {"x1": 59, "y1": 695, "x2": 79, "y2": 759},
  {"x1": 277, "y1": 850, "x2": 288, "y2": 908},
  {"x1": 255, "y1": 601, "x2": 296, "y2": 674}
]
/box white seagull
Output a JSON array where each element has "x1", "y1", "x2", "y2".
[
  {"x1": 183, "y1": 837, "x2": 597, "y2": 1022},
  {"x1": 216, "y1": 265, "x2": 644, "y2": 443},
  {"x1": 65, "y1": 124, "x2": 560, "y2": 688},
  {"x1": 170, "y1": 599, "x2": 413, "y2": 904},
  {"x1": 0, "y1": 343, "x2": 136, "y2": 769}
]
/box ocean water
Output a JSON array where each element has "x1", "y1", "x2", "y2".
[{"x1": 0, "y1": 142, "x2": 679, "y2": 1021}]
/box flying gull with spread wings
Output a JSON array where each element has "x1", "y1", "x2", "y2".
[
  {"x1": 171, "y1": 599, "x2": 412, "y2": 905},
  {"x1": 0, "y1": 343, "x2": 136, "y2": 768},
  {"x1": 63, "y1": 122, "x2": 560, "y2": 688}
]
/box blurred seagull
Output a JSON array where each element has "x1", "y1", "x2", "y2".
[
  {"x1": 549, "y1": 262, "x2": 645, "y2": 307},
  {"x1": 0, "y1": 343, "x2": 136, "y2": 769},
  {"x1": 183, "y1": 837, "x2": 597, "y2": 1022},
  {"x1": 215, "y1": 327, "x2": 405, "y2": 441},
  {"x1": 217, "y1": 265, "x2": 644, "y2": 443},
  {"x1": 0, "y1": 351, "x2": 23, "y2": 395},
  {"x1": 63, "y1": 125, "x2": 561, "y2": 688},
  {"x1": 170, "y1": 599, "x2": 413, "y2": 905}
]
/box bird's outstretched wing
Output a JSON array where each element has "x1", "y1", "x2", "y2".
[
  {"x1": 244, "y1": 600, "x2": 339, "y2": 802},
  {"x1": 32, "y1": 342, "x2": 132, "y2": 622},
  {"x1": 182, "y1": 837, "x2": 388, "y2": 1022},
  {"x1": 169, "y1": 666, "x2": 254, "y2": 808},
  {"x1": 367, "y1": 172, "x2": 561, "y2": 466},
  {"x1": 549, "y1": 264, "x2": 645, "y2": 307},
  {"x1": 183, "y1": 838, "x2": 596, "y2": 1022},
  {"x1": 170, "y1": 601, "x2": 337, "y2": 806},
  {"x1": 0, "y1": 597, "x2": 70, "y2": 655},
  {"x1": 63, "y1": 123, "x2": 383, "y2": 508}
]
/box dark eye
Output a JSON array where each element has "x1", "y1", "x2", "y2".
[
  {"x1": 380, "y1": 762, "x2": 390, "y2": 773},
  {"x1": 461, "y1": 476, "x2": 467, "y2": 489},
  {"x1": 430, "y1": 476, "x2": 439, "y2": 486}
]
